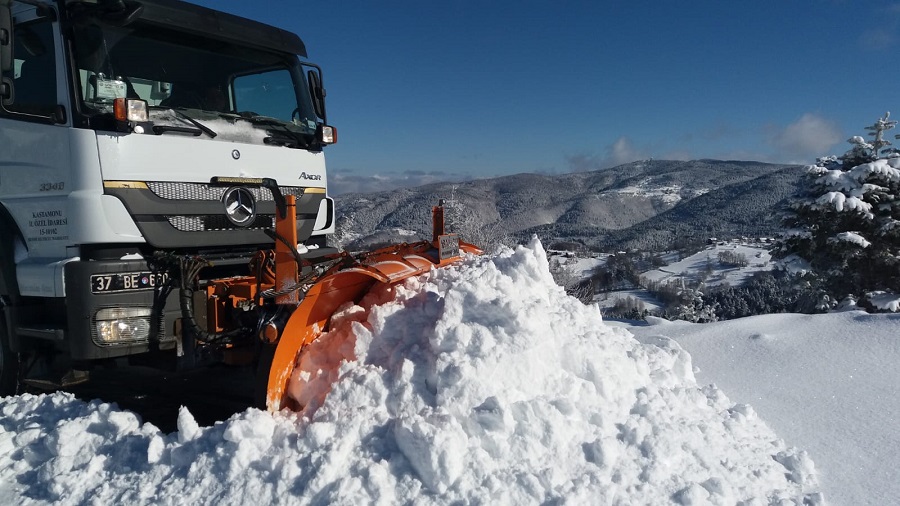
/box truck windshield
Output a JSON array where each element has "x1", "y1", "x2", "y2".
[{"x1": 69, "y1": 20, "x2": 320, "y2": 144}]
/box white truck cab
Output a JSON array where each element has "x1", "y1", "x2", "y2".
[{"x1": 0, "y1": 0, "x2": 337, "y2": 392}]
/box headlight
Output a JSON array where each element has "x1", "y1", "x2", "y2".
[
  {"x1": 95, "y1": 307, "x2": 152, "y2": 344},
  {"x1": 114, "y1": 97, "x2": 149, "y2": 122},
  {"x1": 317, "y1": 124, "x2": 337, "y2": 144}
]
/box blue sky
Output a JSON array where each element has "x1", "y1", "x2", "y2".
[{"x1": 194, "y1": 1, "x2": 900, "y2": 194}]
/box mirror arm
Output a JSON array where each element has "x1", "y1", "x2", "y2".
[
  {"x1": 54, "y1": 104, "x2": 66, "y2": 124},
  {"x1": 303, "y1": 62, "x2": 327, "y2": 123}
]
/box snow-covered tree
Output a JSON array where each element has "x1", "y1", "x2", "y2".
[
  {"x1": 663, "y1": 287, "x2": 718, "y2": 323},
  {"x1": 774, "y1": 114, "x2": 900, "y2": 310},
  {"x1": 443, "y1": 185, "x2": 511, "y2": 253}
]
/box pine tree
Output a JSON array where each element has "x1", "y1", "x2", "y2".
[{"x1": 774, "y1": 114, "x2": 900, "y2": 310}]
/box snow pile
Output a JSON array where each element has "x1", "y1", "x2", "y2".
[
  {"x1": 0, "y1": 239, "x2": 820, "y2": 505},
  {"x1": 815, "y1": 190, "x2": 872, "y2": 216},
  {"x1": 832, "y1": 231, "x2": 871, "y2": 248},
  {"x1": 867, "y1": 291, "x2": 900, "y2": 312},
  {"x1": 148, "y1": 110, "x2": 272, "y2": 145},
  {"x1": 202, "y1": 118, "x2": 273, "y2": 145},
  {"x1": 813, "y1": 157, "x2": 900, "y2": 197}
]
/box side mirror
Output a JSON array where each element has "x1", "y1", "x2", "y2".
[
  {"x1": 0, "y1": 0, "x2": 12, "y2": 73},
  {"x1": 306, "y1": 67, "x2": 326, "y2": 122}
]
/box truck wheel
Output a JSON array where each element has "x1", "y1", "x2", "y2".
[{"x1": 0, "y1": 315, "x2": 19, "y2": 396}]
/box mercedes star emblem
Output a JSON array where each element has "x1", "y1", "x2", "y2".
[
  {"x1": 222, "y1": 187, "x2": 256, "y2": 227},
  {"x1": 231, "y1": 149, "x2": 241, "y2": 160}
]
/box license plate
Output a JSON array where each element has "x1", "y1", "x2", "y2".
[
  {"x1": 438, "y1": 234, "x2": 460, "y2": 261},
  {"x1": 91, "y1": 271, "x2": 170, "y2": 293}
]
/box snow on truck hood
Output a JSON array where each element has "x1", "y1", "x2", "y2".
[
  {"x1": 95, "y1": 123, "x2": 326, "y2": 186},
  {"x1": 0, "y1": 239, "x2": 820, "y2": 505}
]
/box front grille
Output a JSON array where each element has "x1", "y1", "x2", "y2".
[
  {"x1": 147, "y1": 182, "x2": 305, "y2": 202},
  {"x1": 167, "y1": 215, "x2": 276, "y2": 232}
]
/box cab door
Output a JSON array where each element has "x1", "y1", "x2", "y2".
[{"x1": 0, "y1": 1, "x2": 73, "y2": 262}]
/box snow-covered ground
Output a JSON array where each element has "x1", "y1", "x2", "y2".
[
  {"x1": 551, "y1": 242, "x2": 773, "y2": 315},
  {"x1": 594, "y1": 289, "x2": 664, "y2": 313},
  {"x1": 6, "y1": 239, "x2": 891, "y2": 504},
  {"x1": 548, "y1": 250, "x2": 606, "y2": 279},
  {"x1": 641, "y1": 243, "x2": 772, "y2": 287},
  {"x1": 628, "y1": 312, "x2": 900, "y2": 506},
  {"x1": 602, "y1": 178, "x2": 710, "y2": 205}
]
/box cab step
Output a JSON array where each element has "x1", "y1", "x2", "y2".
[{"x1": 21, "y1": 369, "x2": 90, "y2": 390}]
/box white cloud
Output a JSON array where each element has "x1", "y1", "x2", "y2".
[
  {"x1": 566, "y1": 136, "x2": 648, "y2": 172},
  {"x1": 860, "y1": 28, "x2": 895, "y2": 50},
  {"x1": 770, "y1": 113, "x2": 842, "y2": 163},
  {"x1": 859, "y1": 5, "x2": 900, "y2": 50},
  {"x1": 607, "y1": 136, "x2": 645, "y2": 166}
]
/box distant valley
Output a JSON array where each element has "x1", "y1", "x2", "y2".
[{"x1": 334, "y1": 159, "x2": 805, "y2": 252}]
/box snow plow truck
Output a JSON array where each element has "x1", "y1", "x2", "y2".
[{"x1": 0, "y1": 0, "x2": 479, "y2": 410}]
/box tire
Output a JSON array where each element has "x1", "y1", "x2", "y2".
[{"x1": 0, "y1": 314, "x2": 19, "y2": 396}]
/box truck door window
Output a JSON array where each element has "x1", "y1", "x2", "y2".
[{"x1": 1, "y1": 11, "x2": 57, "y2": 118}]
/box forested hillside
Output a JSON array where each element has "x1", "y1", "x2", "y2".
[{"x1": 335, "y1": 159, "x2": 802, "y2": 252}]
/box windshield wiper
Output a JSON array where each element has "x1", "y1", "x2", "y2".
[
  {"x1": 226, "y1": 111, "x2": 311, "y2": 149},
  {"x1": 149, "y1": 106, "x2": 217, "y2": 138},
  {"x1": 152, "y1": 125, "x2": 202, "y2": 137}
]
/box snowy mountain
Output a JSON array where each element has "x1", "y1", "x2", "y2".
[
  {"x1": 335, "y1": 159, "x2": 803, "y2": 252},
  {"x1": 1, "y1": 240, "x2": 862, "y2": 505}
]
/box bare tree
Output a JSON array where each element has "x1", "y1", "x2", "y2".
[{"x1": 443, "y1": 185, "x2": 512, "y2": 253}]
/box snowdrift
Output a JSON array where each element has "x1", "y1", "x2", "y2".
[
  {"x1": 0, "y1": 239, "x2": 820, "y2": 505},
  {"x1": 631, "y1": 310, "x2": 900, "y2": 505}
]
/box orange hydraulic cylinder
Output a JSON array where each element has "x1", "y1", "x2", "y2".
[
  {"x1": 432, "y1": 204, "x2": 445, "y2": 243},
  {"x1": 274, "y1": 195, "x2": 300, "y2": 305}
]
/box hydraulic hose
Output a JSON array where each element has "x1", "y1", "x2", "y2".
[{"x1": 151, "y1": 252, "x2": 247, "y2": 346}]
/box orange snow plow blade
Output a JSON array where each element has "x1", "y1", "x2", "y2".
[{"x1": 265, "y1": 207, "x2": 481, "y2": 411}]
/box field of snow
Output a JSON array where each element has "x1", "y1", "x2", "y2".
[
  {"x1": 548, "y1": 251, "x2": 606, "y2": 279},
  {"x1": 552, "y1": 243, "x2": 773, "y2": 316},
  {"x1": 602, "y1": 178, "x2": 710, "y2": 206},
  {"x1": 594, "y1": 289, "x2": 664, "y2": 313},
  {"x1": 629, "y1": 312, "x2": 900, "y2": 506},
  {"x1": 642, "y1": 243, "x2": 772, "y2": 287},
  {"x1": 0, "y1": 240, "x2": 822, "y2": 505}
]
